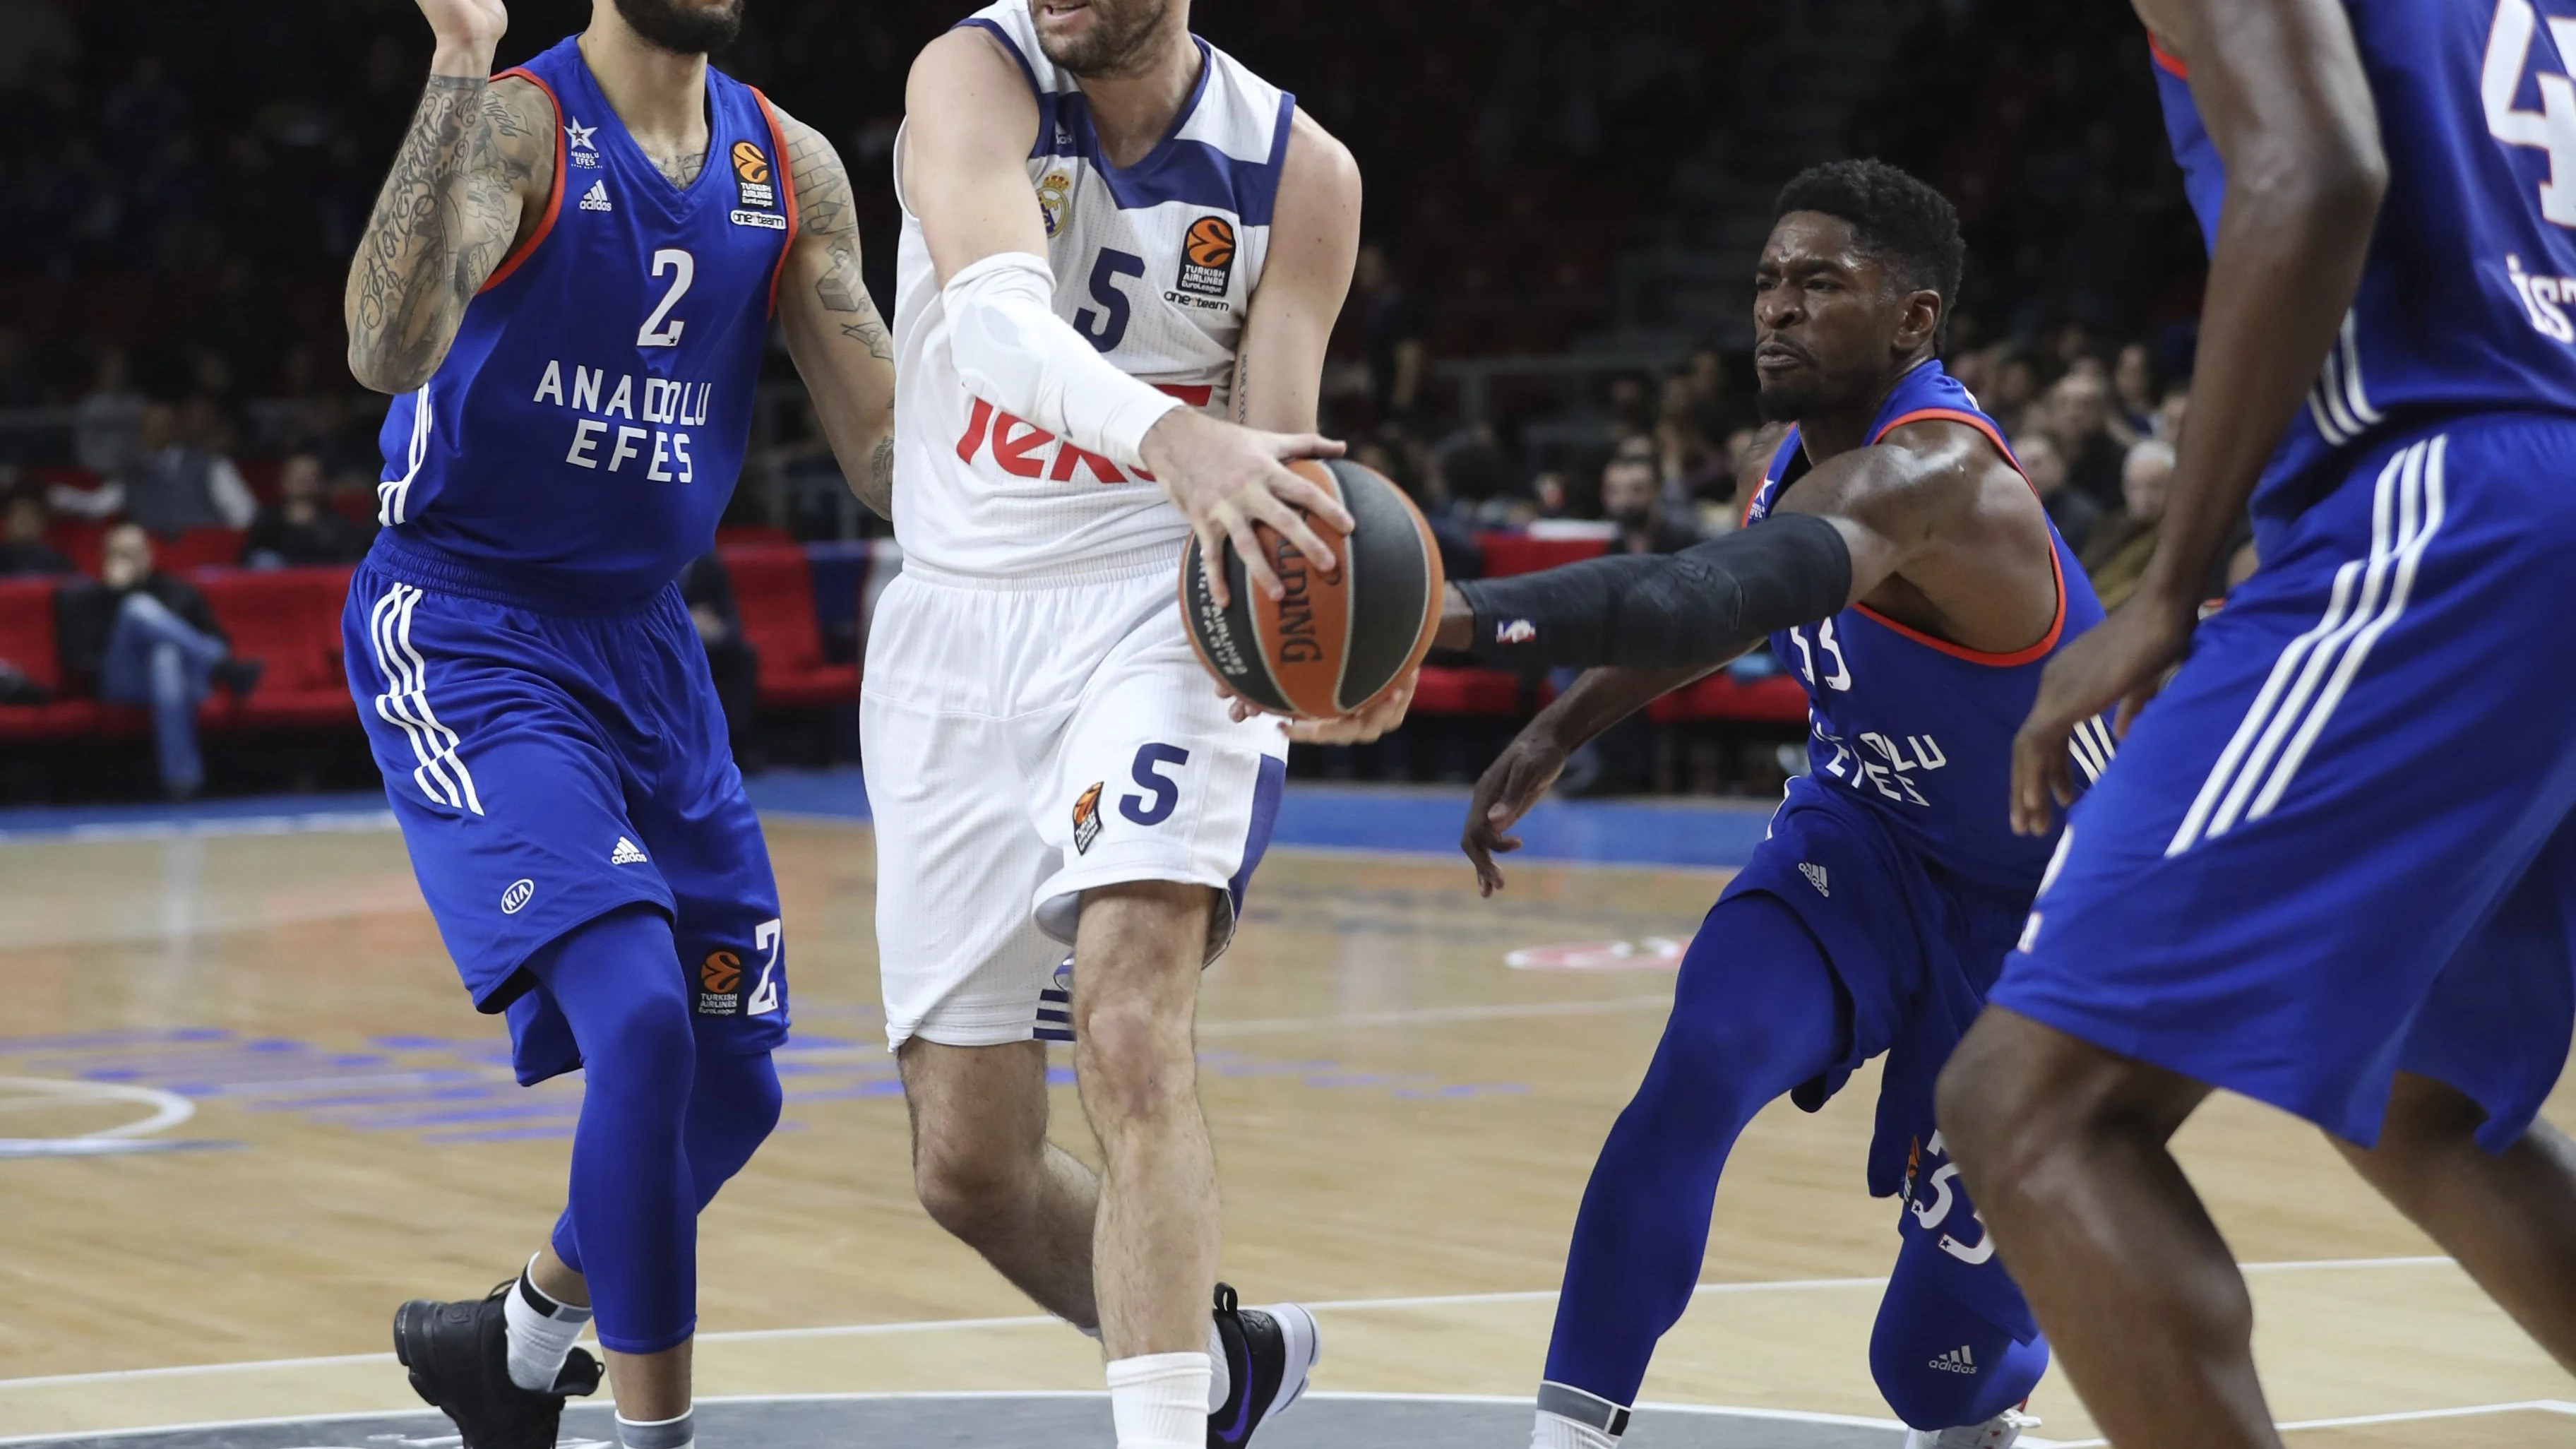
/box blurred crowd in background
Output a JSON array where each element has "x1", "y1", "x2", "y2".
[{"x1": 0, "y1": 0, "x2": 2219, "y2": 797}]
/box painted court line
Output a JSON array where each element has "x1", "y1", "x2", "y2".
[
  {"x1": 2034, "y1": 1397, "x2": 2576, "y2": 1447},
  {"x1": 0, "y1": 1256, "x2": 2463, "y2": 1390}
]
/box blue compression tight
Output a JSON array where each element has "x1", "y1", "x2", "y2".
[
  {"x1": 1541, "y1": 891, "x2": 2046, "y2": 1428},
  {"x1": 525, "y1": 905, "x2": 785, "y2": 1355}
]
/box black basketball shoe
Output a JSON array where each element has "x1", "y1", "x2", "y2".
[
  {"x1": 393, "y1": 1282, "x2": 602, "y2": 1449},
  {"x1": 1207, "y1": 1282, "x2": 1320, "y2": 1447}
]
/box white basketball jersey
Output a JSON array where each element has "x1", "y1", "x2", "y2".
[{"x1": 890, "y1": 1, "x2": 1293, "y2": 578}]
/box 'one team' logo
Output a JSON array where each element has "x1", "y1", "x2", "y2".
[
  {"x1": 1176, "y1": 216, "x2": 1236, "y2": 299},
  {"x1": 1036, "y1": 171, "x2": 1073, "y2": 237},
  {"x1": 1072, "y1": 782, "x2": 1104, "y2": 854}
]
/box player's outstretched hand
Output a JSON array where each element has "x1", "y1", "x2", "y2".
[
  {"x1": 1144, "y1": 409, "x2": 1353, "y2": 607},
  {"x1": 1220, "y1": 667, "x2": 1418, "y2": 744},
  {"x1": 1462, "y1": 727, "x2": 1569, "y2": 898},
  {"x1": 416, "y1": 0, "x2": 509, "y2": 69},
  {"x1": 2010, "y1": 592, "x2": 2196, "y2": 835}
]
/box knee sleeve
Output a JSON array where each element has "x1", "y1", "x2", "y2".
[
  {"x1": 530, "y1": 905, "x2": 703, "y2": 1354},
  {"x1": 686, "y1": 1049, "x2": 782, "y2": 1210},
  {"x1": 1869, "y1": 1236, "x2": 2049, "y2": 1431}
]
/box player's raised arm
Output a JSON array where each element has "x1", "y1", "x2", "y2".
[
  {"x1": 1429, "y1": 419, "x2": 2003, "y2": 674},
  {"x1": 901, "y1": 26, "x2": 1352, "y2": 603},
  {"x1": 2007, "y1": 0, "x2": 2385, "y2": 832},
  {"x1": 772, "y1": 110, "x2": 898, "y2": 520},
  {"x1": 344, "y1": 0, "x2": 555, "y2": 395}
]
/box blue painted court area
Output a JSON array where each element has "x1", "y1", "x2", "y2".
[{"x1": 0, "y1": 770, "x2": 1770, "y2": 870}]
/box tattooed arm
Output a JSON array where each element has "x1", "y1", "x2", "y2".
[
  {"x1": 772, "y1": 109, "x2": 898, "y2": 520},
  {"x1": 344, "y1": 1, "x2": 554, "y2": 395}
]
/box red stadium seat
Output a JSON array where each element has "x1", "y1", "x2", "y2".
[
  {"x1": 716, "y1": 545, "x2": 859, "y2": 708},
  {"x1": 1475, "y1": 534, "x2": 1608, "y2": 578},
  {"x1": 0, "y1": 578, "x2": 109, "y2": 740},
  {"x1": 1645, "y1": 672, "x2": 1811, "y2": 725},
  {"x1": 47, "y1": 519, "x2": 109, "y2": 578},
  {"x1": 1407, "y1": 664, "x2": 1525, "y2": 717},
  {"x1": 197, "y1": 567, "x2": 356, "y2": 729},
  {"x1": 157, "y1": 527, "x2": 248, "y2": 573},
  {"x1": 715, "y1": 524, "x2": 797, "y2": 549}
]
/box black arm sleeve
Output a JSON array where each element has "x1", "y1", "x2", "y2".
[{"x1": 1453, "y1": 512, "x2": 1853, "y2": 670}]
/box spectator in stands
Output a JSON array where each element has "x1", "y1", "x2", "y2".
[
  {"x1": 242, "y1": 453, "x2": 367, "y2": 568},
  {"x1": 1358, "y1": 435, "x2": 1482, "y2": 580},
  {"x1": 2153, "y1": 383, "x2": 2190, "y2": 443},
  {"x1": 679, "y1": 552, "x2": 762, "y2": 773},
  {"x1": 2112, "y1": 342, "x2": 2159, "y2": 439},
  {"x1": 55, "y1": 523, "x2": 261, "y2": 799},
  {"x1": 1604, "y1": 437, "x2": 1700, "y2": 556},
  {"x1": 0, "y1": 489, "x2": 72, "y2": 576},
  {"x1": 74, "y1": 348, "x2": 145, "y2": 477},
  {"x1": 2041, "y1": 369, "x2": 2127, "y2": 508},
  {"x1": 1351, "y1": 244, "x2": 1424, "y2": 422},
  {"x1": 2080, "y1": 438, "x2": 2176, "y2": 611},
  {"x1": 53, "y1": 398, "x2": 258, "y2": 534},
  {"x1": 1654, "y1": 373, "x2": 1730, "y2": 506},
  {"x1": 2012, "y1": 432, "x2": 2099, "y2": 554}
]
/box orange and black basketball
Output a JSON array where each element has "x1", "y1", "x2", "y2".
[
  {"x1": 1181, "y1": 458, "x2": 1444, "y2": 720},
  {"x1": 1186, "y1": 216, "x2": 1236, "y2": 269}
]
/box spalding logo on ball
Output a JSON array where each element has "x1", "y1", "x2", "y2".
[{"x1": 1181, "y1": 458, "x2": 1445, "y2": 720}]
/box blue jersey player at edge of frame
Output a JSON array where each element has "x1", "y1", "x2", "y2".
[
  {"x1": 1940, "y1": 0, "x2": 2576, "y2": 1445},
  {"x1": 1420, "y1": 160, "x2": 2114, "y2": 1449},
  {"x1": 338, "y1": 0, "x2": 894, "y2": 1445}
]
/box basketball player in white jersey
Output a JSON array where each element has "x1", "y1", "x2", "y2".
[{"x1": 868, "y1": 1, "x2": 1364, "y2": 1445}]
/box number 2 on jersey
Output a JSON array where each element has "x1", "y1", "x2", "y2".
[{"x1": 638, "y1": 249, "x2": 695, "y2": 347}]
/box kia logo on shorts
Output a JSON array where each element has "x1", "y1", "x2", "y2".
[{"x1": 501, "y1": 879, "x2": 536, "y2": 914}]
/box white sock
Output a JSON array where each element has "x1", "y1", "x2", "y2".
[
  {"x1": 503, "y1": 1259, "x2": 593, "y2": 1393},
  {"x1": 1532, "y1": 1410, "x2": 1619, "y2": 1449},
  {"x1": 616, "y1": 1409, "x2": 695, "y2": 1449},
  {"x1": 1107, "y1": 1351, "x2": 1212, "y2": 1449},
  {"x1": 1206, "y1": 1318, "x2": 1232, "y2": 1412}
]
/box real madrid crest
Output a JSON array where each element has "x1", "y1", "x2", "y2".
[{"x1": 1036, "y1": 170, "x2": 1073, "y2": 237}]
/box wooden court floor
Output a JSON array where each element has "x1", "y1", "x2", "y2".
[{"x1": 0, "y1": 813, "x2": 2568, "y2": 1443}]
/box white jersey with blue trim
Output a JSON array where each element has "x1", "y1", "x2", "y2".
[{"x1": 890, "y1": 0, "x2": 1294, "y2": 578}]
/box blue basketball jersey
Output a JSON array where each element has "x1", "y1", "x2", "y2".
[
  {"x1": 373, "y1": 37, "x2": 797, "y2": 605},
  {"x1": 1745, "y1": 361, "x2": 2113, "y2": 893},
  {"x1": 2152, "y1": 1, "x2": 2576, "y2": 510}
]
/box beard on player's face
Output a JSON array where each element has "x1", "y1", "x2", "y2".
[
  {"x1": 612, "y1": 0, "x2": 744, "y2": 56},
  {"x1": 1035, "y1": 0, "x2": 1174, "y2": 77}
]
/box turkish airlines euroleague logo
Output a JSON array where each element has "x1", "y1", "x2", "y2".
[
  {"x1": 698, "y1": 949, "x2": 743, "y2": 1015},
  {"x1": 1175, "y1": 215, "x2": 1236, "y2": 299},
  {"x1": 731, "y1": 140, "x2": 776, "y2": 212}
]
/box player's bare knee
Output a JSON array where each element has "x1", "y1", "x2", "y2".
[
  {"x1": 1933, "y1": 1012, "x2": 2051, "y2": 1177},
  {"x1": 2339, "y1": 1071, "x2": 2488, "y2": 1187},
  {"x1": 1071, "y1": 996, "x2": 1194, "y2": 1129}
]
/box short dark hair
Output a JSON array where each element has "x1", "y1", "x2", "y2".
[{"x1": 1774, "y1": 159, "x2": 1965, "y2": 318}]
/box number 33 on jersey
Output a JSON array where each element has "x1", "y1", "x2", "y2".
[{"x1": 374, "y1": 37, "x2": 799, "y2": 602}]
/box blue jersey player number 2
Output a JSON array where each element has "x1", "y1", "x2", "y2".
[{"x1": 339, "y1": 0, "x2": 895, "y2": 1444}]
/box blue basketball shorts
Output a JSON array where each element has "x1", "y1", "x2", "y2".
[
  {"x1": 1995, "y1": 414, "x2": 2576, "y2": 1151},
  {"x1": 342, "y1": 536, "x2": 789, "y2": 1083},
  {"x1": 1728, "y1": 778, "x2": 2039, "y2": 1340}
]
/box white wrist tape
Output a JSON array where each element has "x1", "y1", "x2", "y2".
[{"x1": 943, "y1": 251, "x2": 1188, "y2": 470}]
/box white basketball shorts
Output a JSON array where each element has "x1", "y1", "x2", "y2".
[{"x1": 861, "y1": 556, "x2": 1288, "y2": 1049}]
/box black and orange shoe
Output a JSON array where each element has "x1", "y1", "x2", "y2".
[
  {"x1": 1208, "y1": 1282, "x2": 1320, "y2": 1447},
  {"x1": 393, "y1": 1282, "x2": 602, "y2": 1449}
]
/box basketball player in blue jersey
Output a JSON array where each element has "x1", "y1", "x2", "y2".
[
  {"x1": 1414, "y1": 162, "x2": 2111, "y2": 1449},
  {"x1": 1935, "y1": 0, "x2": 2576, "y2": 1443},
  {"x1": 339, "y1": 0, "x2": 893, "y2": 1445}
]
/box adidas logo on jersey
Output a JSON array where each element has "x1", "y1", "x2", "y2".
[
  {"x1": 579, "y1": 179, "x2": 612, "y2": 213},
  {"x1": 1928, "y1": 1344, "x2": 1979, "y2": 1375},
  {"x1": 1799, "y1": 861, "x2": 1830, "y2": 897},
  {"x1": 610, "y1": 837, "x2": 649, "y2": 864}
]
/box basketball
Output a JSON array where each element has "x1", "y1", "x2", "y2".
[{"x1": 1181, "y1": 458, "x2": 1445, "y2": 720}]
